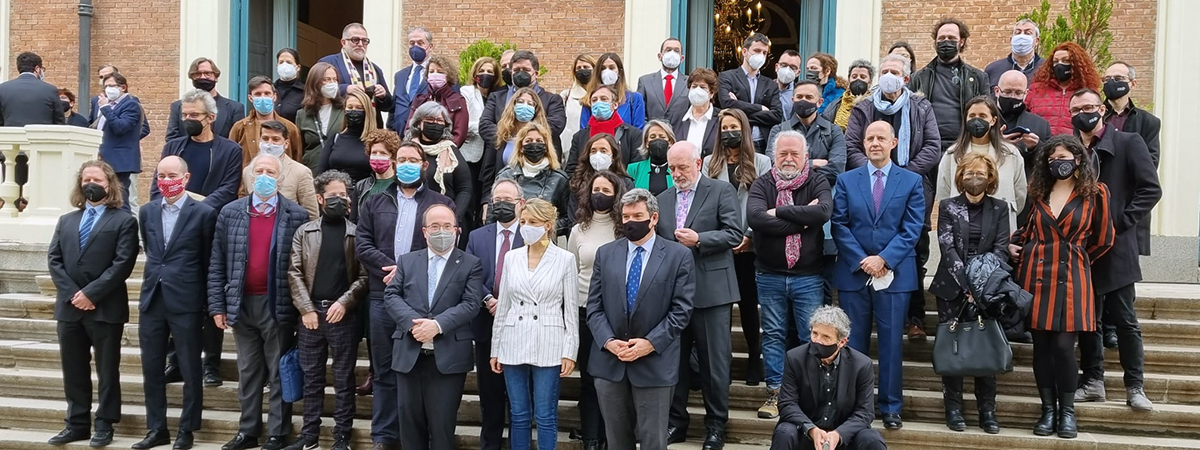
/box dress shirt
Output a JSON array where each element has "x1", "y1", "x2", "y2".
[
  {"x1": 422, "y1": 248, "x2": 449, "y2": 350},
  {"x1": 625, "y1": 233, "x2": 656, "y2": 285},
  {"x1": 683, "y1": 104, "x2": 714, "y2": 150},
  {"x1": 778, "y1": 82, "x2": 794, "y2": 119},
  {"x1": 660, "y1": 68, "x2": 679, "y2": 88},
  {"x1": 252, "y1": 194, "x2": 279, "y2": 215},
  {"x1": 81, "y1": 204, "x2": 107, "y2": 234},
  {"x1": 407, "y1": 63, "x2": 426, "y2": 92},
  {"x1": 394, "y1": 186, "x2": 421, "y2": 261},
  {"x1": 870, "y1": 161, "x2": 894, "y2": 190},
  {"x1": 161, "y1": 196, "x2": 186, "y2": 245},
  {"x1": 742, "y1": 67, "x2": 762, "y2": 141},
  {"x1": 495, "y1": 221, "x2": 519, "y2": 265},
  {"x1": 803, "y1": 350, "x2": 843, "y2": 434}
]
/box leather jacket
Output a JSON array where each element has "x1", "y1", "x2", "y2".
[
  {"x1": 287, "y1": 218, "x2": 369, "y2": 314},
  {"x1": 495, "y1": 166, "x2": 571, "y2": 235}
]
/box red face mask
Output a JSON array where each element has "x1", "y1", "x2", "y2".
[
  {"x1": 369, "y1": 157, "x2": 392, "y2": 174},
  {"x1": 158, "y1": 177, "x2": 186, "y2": 199}
]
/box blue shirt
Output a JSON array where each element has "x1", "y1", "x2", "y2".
[
  {"x1": 394, "y1": 186, "x2": 423, "y2": 261},
  {"x1": 80, "y1": 204, "x2": 107, "y2": 234},
  {"x1": 252, "y1": 193, "x2": 279, "y2": 215},
  {"x1": 625, "y1": 232, "x2": 656, "y2": 285},
  {"x1": 778, "y1": 82, "x2": 794, "y2": 119},
  {"x1": 870, "y1": 161, "x2": 894, "y2": 190},
  {"x1": 742, "y1": 67, "x2": 762, "y2": 141},
  {"x1": 161, "y1": 197, "x2": 185, "y2": 245}
]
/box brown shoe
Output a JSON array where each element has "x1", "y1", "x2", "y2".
[
  {"x1": 356, "y1": 371, "x2": 373, "y2": 396},
  {"x1": 907, "y1": 323, "x2": 928, "y2": 341}
]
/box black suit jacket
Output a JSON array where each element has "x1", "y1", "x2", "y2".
[
  {"x1": 47, "y1": 206, "x2": 140, "y2": 324},
  {"x1": 669, "y1": 108, "x2": 720, "y2": 158},
  {"x1": 929, "y1": 195, "x2": 1010, "y2": 300},
  {"x1": 777, "y1": 345, "x2": 876, "y2": 440},
  {"x1": 716, "y1": 68, "x2": 782, "y2": 143},
  {"x1": 355, "y1": 185, "x2": 456, "y2": 295},
  {"x1": 655, "y1": 177, "x2": 743, "y2": 308},
  {"x1": 1104, "y1": 100, "x2": 1161, "y2": 256},
  {"x1": 465, "y1": 223, "x2": 525, "y2": 299},
  {"x1": 0, "y1": 73, "x2": 65, "y2": 126},
  {"x1": 1087, "y1": 127, "x2": 1161, "y2": 294},
  {"x1": 384, "y1": 248, "x2": 483, "y2": 374},
  {"x1": 166, "y1": 94, "x2": 245, "y2": 140},
  {"x1": 138, "y1": 196, "x2": 218, "y2": 313}
]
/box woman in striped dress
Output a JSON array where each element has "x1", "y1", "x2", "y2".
[{"x1": 1009, "y1": 135, "x2": 1114, "y2": 439}]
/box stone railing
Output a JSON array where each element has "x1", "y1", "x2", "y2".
[{"x1": 0, "y1": 125, "x2": 103, "y2": 244}]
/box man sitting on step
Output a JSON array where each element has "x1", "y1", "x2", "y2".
[{"x1": 769, "y1": 306, "x2": 886, "y2": 450}]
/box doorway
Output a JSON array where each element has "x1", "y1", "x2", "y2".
[
  {"x1": 674, "y1": 0, "x2": 835, "y2": 76},
  {"x1": 230, "y1": 0, "x2": 361, "y2": 100}
]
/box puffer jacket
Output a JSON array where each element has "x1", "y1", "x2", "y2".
[
  {"x1": 495, "y1": 166, "x2": 571, "y2": 235},
  {"x1": 287, "y1": 218, "x2": 369, "y2": 315},
  {"x1": 207, "y1": 195, "x2": 310, "y2": 326}
]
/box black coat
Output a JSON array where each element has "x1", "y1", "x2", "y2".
[
  {"x1": 138, "y1": 196, "x2": 218, "y2": 314},
  {"x1": 0, "y1": 73, "x2": 65, "y2": 126},
  {"x1": 48, "y1": 206, "x2": 140, "y2": 324},
  {"x1": 478, "y1": 86, "x2": 567, "y2": 188},
  {"x1": 777, "y1": 345, "x2": 876, "y2": 440},
  {"x1": 929, "y1": 194, "x2": 1010, "y2": 301},
  {"x1": 355, "y1": 184, "x2": 455, "y2": 295},
  {"x1": 669, "y1": 107, "x2": 719, "y2": 157},
  {"x1": 273, "y1": 78, "x2": 305, "y2": 124},
  {"x1": 1105, "y1": 100, "x2": 1161, "y2": 256},
  {"x1": 998, "y1": 109, "x2": 1052, "y2": 177},
  {"x1": 716, "y1": 68, "x2": 783, "y2": 144},
  {"x1": 1086, "y1": 127, "x2": 1161, "y2": 294}
]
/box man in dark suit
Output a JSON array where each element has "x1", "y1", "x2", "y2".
[
  {"x1": 46, "y1": 161, "x2": 139, "y2": 447},
  {"x1": 636, "y1": 38, "x2": 690, "y2": 124},
  {"x1": 166, "y1": 57, "x2": 245, "y2": 140},
  {"x1": 391, "y1": 27, "x2": 432, "y2": 135},
  {"x1": 318, "y1": 23, "x2": 395, "y2": 129},
  {"x1": 464, "y1": 179, "x2": 525, "y2": 450},
  {"x1": 97, "y1": 72, "x2": 149, "y2": 212},
  {"x1": 355, "y1": 142, "x2": 455, "y2": 450},
  {"x1": 134, "y1": 156, "x2": 217, "y2": 450},
  {"x1": 479, "y1": 51, "x2": 567, "y2": 186},
  {"x1": 384, "y1": 204, "x2": 483, "y2": 450},
  {"x1": 830, "y1": 120, "x2": 926, "y2": 430},
  {"x1": 1070, "y1": 88, "x2": 1162, "y2": 412},
  {"x1": 587, "y1": 188, "x2": 696, "y2": 450},
  {"x1": 208, "y1": 154, "x2": 311, "y2": 450},
  {"x1": 770, "y1": 306, "x2": 886, "y2": 450},
  {"x1": 655, "y1": 142, "x2": 741, "y2": 449},
  {"x1": 717, "y1": 33, "x2": 782, "y2": 153},
  {"x1": 0, "y1": 52, "x2": 64, "y2": 127}
]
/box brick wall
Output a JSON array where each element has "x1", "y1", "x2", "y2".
[
  {"x1": 879, "y1": 0, "x2": 1158, "y2": 106},
  {"x1": 401, "y1": 0, "x2": 626, "y2": 93},
  {"x1": 9, "y1": 0, "x2": 180, "y2": 197}
]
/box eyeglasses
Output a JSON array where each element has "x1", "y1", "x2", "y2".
[
  {"x1": 1102, "y1": 75, "x2": 1130, "y2": 83},
  {"x1": 962, "y1": 171, "x2": 988, "y2": 178},
  {"x1": 347, "y1": 37, "x2": 371, "y2": 45},
  {"x1": 1068, "y1": 104, "x2": 1101, "y2": 115},
  {"x1": 997, "y1": 89, "x2": 1026, "y2": 97},
  {"x1": 193, "y1": 71, "x2": 217, "y2": 79},
  {"x1": 425, "y1": 225, "x2": 456, "y2": 233}
]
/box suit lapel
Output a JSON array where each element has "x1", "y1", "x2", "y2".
[
  {"x1": 855, "y1": 170, "x2": 876, "y2": 222},
  {"x1": 659, "y1": 189, "x2": 678, "y2": 232},
  {"x1": 803, "y1": 352, "x2": 821, "y2": 406},
  {"x1": 65, "y1": 211, "x2": 83, "y2": 258},
  {"x1": 648, "y1": 74, "x2": 665, "y2": 108},
  {"x1": 431, "y1": 250, "x2": 462, "y2": 310},
  {"x1": 684, "y1": 179, "x2": 710, "y2": 228},
  {"x1": 734, "y1": 72, "x2": 752, "y2": 100},
  {"x1": 633, "y1": 239, "x2": 667, "y2": 308},
  {"x1": 835, "y1": 353, "x2": 854, "y2": 415},
  {"x1": 874, "y1": 171, "x2": 902, "y2": 224},
  {"x1": 975, "y1": 199, "x2": 997, "y2": 255},
  {"x1": 164, "y1": 197, "x2": 195, "y2": 254}
]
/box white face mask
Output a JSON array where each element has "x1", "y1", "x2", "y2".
[
  {"x1": 104, "y1": 86, "x2": 122, "y2": 102},
  {"x1": 321, "y1": 82, "x2": 339, "y2": 99},
  {"x1": 661, "y1": 51, "x2": 681, "y2": 70},
  {"x1": 878, "y1": 73, "x2": 905, "y2": 94},
  {"x1": 519, "y1": 223, "x2": 547, "y2": 244},
  {"x1": 688, "y1": 87, "x2": 709, "y2": 106},
  {"x1": 590, "y1": 151, "x2": 613, "y2": 171},
  {"x1": 601, "y1": 69, "x2": 620, "y2": 86},
  {"x1": 776, "y1": 67, "x2": 797, "y2": 85},
  {"x1": 747, "y1": 53, "x2": 767, "y2": 70},
  {"x1": 277, "y1": 63, "x2": 298, "y2": 80},
  {"x1": 259, "y1": 141, "x2": 285, "y2": 158},
  {"x1": 1011, "y1": 34, "x2": 1036, "y2": 56}
]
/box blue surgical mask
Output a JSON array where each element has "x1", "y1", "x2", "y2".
[
  {"x1": 514, "y1": 103, "x2": 535, "y2": 122},
  {"x1": 591, "y1": 101, "x2": 614, "y2": 121},
  {"x1": 252, "y1": 96, "x2": 274, "y2": 115},
  {"x1": 396, "y1": 162, "x2": 423, "y2": 184},
  {"x1": 253, "y1": 174, "x2": 277, "y2": 198}
]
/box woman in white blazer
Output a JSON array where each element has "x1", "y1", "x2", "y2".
[{"x1": 490, "y1": 198, "x2": 579, "y2": 450}]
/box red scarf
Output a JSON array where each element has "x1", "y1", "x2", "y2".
[{"x1": 588, "y1": 112, "x2": 623, "y2": 138}]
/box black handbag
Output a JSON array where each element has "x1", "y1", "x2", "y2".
[{"x1": 932, "y1": 303, "x2": 1014, "y2": 377}]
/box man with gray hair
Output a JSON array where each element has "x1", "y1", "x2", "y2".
[
  {"x1": 746, "y1": 130, "x2": 833, "y2": 420},
  {"x1": 769, "y1": 305, "x2": 886, "y2": 450},
  {"x1": 587, "y1": 188, "x2": 696, "y2": 450},
  {"x1": 822, "y1": 59, "x2": 875, "y2": 130},
  {"x1": 318, "y1": 23, "x2": 395, "y2": 127},
  {"x1": 392, "y1": 26, "x2": 436, "y2": 135},
  {"x1": 985, "y1": 19, "x2": 1045, "y2": 91}
]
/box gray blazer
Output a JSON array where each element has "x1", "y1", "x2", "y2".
[
  {"x1": 702, "y1": 153, "x2": 772, "y2": 231},
  {"x1": 384, "y1": 247, "x2": 483, "y2": 375},
  {"x1": 636, "y1": 71, "x2": 690, "y2": 124},
  {"x1": 655, "y1": 176, "x2": 743, "y2": 308}
]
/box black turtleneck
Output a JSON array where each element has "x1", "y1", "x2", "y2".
[{"x1": 311, "y1": 217, "x2": 349, "y2": 302}]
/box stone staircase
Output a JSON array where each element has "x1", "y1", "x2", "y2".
[{"x1": 0, "y1": 257, "x2": 1199, "y2": 449}]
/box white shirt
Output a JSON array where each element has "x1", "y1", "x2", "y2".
[
  {"x1": 318, "y1": 104, "x2": 333, "y2": 137},
  {"x1": 407, "y1": 63, "x2": 426, "y2": 92},
  {"x1": 660, "y1": 68, "x2": 680, "y2": 90},
  {"x1": 683, "y1": 104, "x2": 714, "y2": 150},
  {"x1": 423, "y1": 248, "x2": 450, "y2": 350},
  {"x1": 495, "y1": 221, "x2": 519, "y2": 266},
  {"x1": 460, "y1": 85, "x2": 486, "y2": 162}
]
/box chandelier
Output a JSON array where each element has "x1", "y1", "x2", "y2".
[{"x1": 714, "y1": 0, "x2": 766, "y2": 70}]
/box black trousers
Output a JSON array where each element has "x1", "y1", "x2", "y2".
[
  {"x1": 396, "y1": 353, "x2": 467, "y2": 450},
  {"x1": 166, "y1": 316, "x2": 224, "y2": 375},
  {"x1": 769, "y1": 422, "x2": 886, "y2": 450},
  {"x1": 576, "y1": 307, "x2": 606, "y2": 441},
  {"x1": 472, "y1": 309, "x2": 508, "y2": 450},
  {"x1": 139, "y1": 298, "x2": 204, "y2": 432},
  {"x1": 1079, "y1": 283, "x2": 1145, "y2": 387},
  {"x1": 298, "y1": 308, "x2": 359, "y2": 439},
  {"x1": 907, "y1": 224, "x2": 932, "y2": 324},
  {"x1": 58, "y1": 317, "x2": 124, "y2": 432},
  {"x1": 669, "y1": 304, "x2": 732, "y2": 432},
  {"x1": 733, "y1": 252, "x2": 761, "y2": 367}
]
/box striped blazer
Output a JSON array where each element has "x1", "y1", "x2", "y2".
[
  {"x1": 491, "y1": 243, "x2": 581, "y2": 367},
  {"x1": 1012, "y1": 184, "x2": 1115, "y2": 332}
]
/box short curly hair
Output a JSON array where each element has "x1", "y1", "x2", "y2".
[{"x1": 363, "y1": 129, "x2": 402, "y2": 159}]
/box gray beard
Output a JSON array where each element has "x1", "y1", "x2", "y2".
[{"x1": 776, "y1": 168, "x2": 801, "y2": 180}]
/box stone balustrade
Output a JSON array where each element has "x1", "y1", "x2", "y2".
[{"x1": 0, "y1": 125, "x2": 102, "y2": 244}]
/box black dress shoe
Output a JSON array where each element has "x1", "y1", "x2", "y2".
[
  {"x1": 944, "y1": 410, "x2": 966, "y2": 431},
  {"x1": 90, "y1": 430, "x2": 114, "y2": 447},
  {"x1": 582, "y1": 439, "x2": 606, "y2": 450},
  {"x1": 132, "y1": 429, "x2": 171, "y2": 449},
  {"x1": 666, "y1": 425, "x2": 687, "y2": 444},
  {"x1": 702, "y1": 429, "x2": 725, "y2": 450},
  {"x1": 882, "y1": 413, "x2": 903, "y2": 430},
  {"x1": 978, "y1": 411, "x2": 1001, "y2": 434},
  {"x1": 173, "y1": 431, "x2": 195, "y2": 449},
  {"x1": 222, "y1": 433, "x2": 259, "y2": 450},
  {"x1": 164, "y1": 365, "x2": 183, "y2": 383},
  {"x1": 204, "y1": 370, "x2": 223, "y2": 387},
  {"x1": 47, "y1": 428, "x2": 90, "y2": 446},
  {"x1": 1104, "y1": 327, "x2": 1119, "y2": 348},
  {"x1": 262, "y1": 435, "x2": 287, "y2": 450}
]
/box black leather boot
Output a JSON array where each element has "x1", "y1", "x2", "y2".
[
  {"x1": 976, "y1": 376, "x2": 1000, "y2": 434},
  {"x1": 1033, "y1": 388, "x2": 1056, "y2": 436},
  {"x1": 1058, "y1": 391, "x2": 1078, "y2": 439},
  {"x1": 942, "y1": 376, "x2": 966, "y2": 431}
]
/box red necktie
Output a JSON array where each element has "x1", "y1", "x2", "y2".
[
  {"x1": 664, "y1": 74, "x2": 674, "y2": 106},
  {"x1": 494, "y1": 230, "x2": 512, "y2": 295}
]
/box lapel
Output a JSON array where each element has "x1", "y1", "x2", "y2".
[
  {"x1": 633, "y1": 237, "x2": 668, "y2": 307},
  {"x1": 64, "y1": 211, "x2": 83, "y2": 259},
  {"x1": 430, "y1": 249, "x2": 463, "y2": 310},
  {"x1": 415, "y1": 252, "x2": 431, "y2": 312},
  {"x1": 854, "y1": 169, "x2": 875, "y2": 221},
  {"x1": 874, "y1": 169, "x2": 902, "y2": 224},
  {"x1": 81, "y1": 208, "x2": 116, "y2": 255},
  {"x1": 684, "y1": 178, "x2": 710, "y2": 228},
  {"x1": 659, "y1": 189, "x2": 678, "y2": 231},
  {"x1": 974, "y1": 198, "x2": 997, "y2": 255},
  {"x1": 648, "y1": 73, "x2": 665, "y2": 107},
  {"x1": 1047, "y1": 191, "x2": 1084, "y2": 238},
  {"x1": 834, "y1": 352, "x2": 854, "y2": 414},
  {"x1": 803, "y1": 350, "x2": 821, "y2": 406},
  {"x1": 733, "y1": 70, "x2": 752, "y2": 100},
  {"x1": 143, "y1": 202, "x2": 164, "y2": 255},
  {"x1": 483, "y1": 223, "x2": 498, "y2": 263},
  {"x1": 671, "y1": 73, "x2": 688, "y2": 108},
  {"x1": 164, "y1": 196, "x2": 196, "y2": 254}
]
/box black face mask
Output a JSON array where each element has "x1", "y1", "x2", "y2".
[
  {"x1": 622, "y1": 219, "x2": 652, "y2": 241},
  {"x1": 192, "y1": 78, "x2": 217, "y2": 92},
  {"x1": 476, "y1": 74, "x2": 496, "y2": 90},
  {"x1": 491, "y1": 200, "x2": 517, "y2": 223},
  {"x1": 1053, "y1": 63, "x2": 1072, "y2": 83},
  {"x1": 421, "y1": 123, "x2": 445, "y2": 142},
  {"x1": 966, "y1": 117, "x2": 991, "y2": 138},
  {"x1": 183, "y1": 119, "x2": 206, "y2": 137},
  {"x1": 809, "y1": 340, "x2": 840, "y2": 360},
  {"x1": 849, "y1": 80, "x2": 869, "y2": 96},
  {"x1": 1103, "y1": 79, "x2": 1130, "y2": 100},
  {"x1": 648, "y1": 139, "x2": 670, "y2": 164},
  {"x1": 720, "y1": 130, "x2": 743, "y2": 148},
  {"x1": 1072, "y1": 111, "x2": 1101, "y2": 134},
  {"x1": 590, "y1": 192, "x2": 616, "y2": 212},
  {"x1": 793, "y1": 100, "x2": 819, "y2": 119},
  {"x1": 82, "y1": 183, "x2": 106, "y2": 203},
  {"x1": 1048, "y1": 159, "x2": 1077, "y2": 180},
  {"x1": 501, "y1": 69, "x2": 513, "y2": 86},
  {"x1": 344, "y1": 110, "x2": 366, "y2": 129},
  {"x1": 575, "y1": 69, "x2": 592, "y2": 86},
  {"x1": 996, "y1": 96, "x2": 1026, "y2": 117},
  {"x1": 322, "y1": 196, "x2": 348, "y2": 219},
  {"x1": 512, "y1": 71, "x2": 533, "y2": 88},
  {"x1": 804, "y1": 70, "x2": 821, "y2": 82},
  {"x1": 936, "y1": 40, "x2": 960, "y2": 62},
  {"x1": 522, "y1": 142, "x2": 547, "y2": 162}
]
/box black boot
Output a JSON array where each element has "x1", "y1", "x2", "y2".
[
  {"x1": 976, "y1": 376, "x2": 1000, "y2": 434},
  {"x1": 1058, "y1": 391, "x2": 1078, "y2": 439},
  {"x1": 1033, "y1": 388, "x2": 1056, "y2": 436},
  {"x1": 942, "y1": 376, "x2": 966, "y2": 431}
]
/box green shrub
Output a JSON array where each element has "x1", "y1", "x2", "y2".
[
  {"x1": 1020, "y1": 0, "x2": 1114, "y2": 69},
  {"x1": 457, "y1": 40, "x2": 549, "y2": 85}
]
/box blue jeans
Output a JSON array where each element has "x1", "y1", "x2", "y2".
[
  {"x1": 503, "y1": 364, "x2": 561, "y2": 450},
  {"x1": 757, "y1": 272, "x2": 824, "y2": 389}
]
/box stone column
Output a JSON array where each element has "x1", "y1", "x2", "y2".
[
  {"x1": 623, "y1": 0, "x2": 671, "y2": 82},
  {"x1": 833, "y1": 0, "x2": 883, "y2": 69},
  {"x1": 362, "y1": 0, "x2": 405, "y2": 83}
]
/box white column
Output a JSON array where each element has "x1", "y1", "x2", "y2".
[
  {"x1": 180, "y1": 0, "x2": 233, "y2": 96},
  {"x1": 362, "y1": 0, "x2": 405, "y2": 79},
  {"x1": 833, "y1": 0, "x2": 883, "y2": 69},
  {"x1": 623, "y1": 0, "x2": 672, "y2": 82},
  {"x1": 0, "y1": 125, "x2": 103, "y2": 244},
  {"x1": 1152, "y1": 0, "x2": 1199, "y2": 237}
]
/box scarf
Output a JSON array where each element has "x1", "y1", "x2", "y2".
[
  {"x1": 834, "y1": 90, "x2": 860, "y2": 129},
  {"x1": 341, "y1": 50, "x2": 378, "y2": 88},
  {"x1": 418, "y1": 140, "x2": 459, "y2": 195},
  {"x1": 588, "y1": 113, "x2": 622, "y2": 138},
  {"x1": 773, "y1": 163, "x2": 811, "y2": 269},
  {"x1": 871, "y1": 88, "x2": 912, "y2": 166}
]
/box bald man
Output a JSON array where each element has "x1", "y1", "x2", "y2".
[
  {"x1": 993, "y1": 70, "x2": 1051, "y2": 177},
  {"x1": 136, "y1": 155, "x2": 219, "y2": 449}
]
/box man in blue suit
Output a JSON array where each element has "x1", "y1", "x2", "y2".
[
  {"x1": 587, "y1": 188, "x2": 695, "y2": 450},
  {"x1": 464, "y1": 179, "x2": 524, "y2": 450},
  {"x1": 830, "y1": 120, "x2": 925, "y2": 431},
  {"x1": 97, "y1": 73, "x2": 151, "y2": 212},
  {"x1": 318, "y1": 23, "x2": 395, "y2": 128},
  {"x1": 391, "y1": 27, "x2": 433, "y2": 135},
  {"x1": 134, "y1": 156, "x2": 217, "y2": 450}
]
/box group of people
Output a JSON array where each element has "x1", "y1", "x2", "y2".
[{"x1": 16, "y1": 14, "x2": 1164, "y2": 450}]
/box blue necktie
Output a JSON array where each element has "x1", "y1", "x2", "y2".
[
  {"x1": 428, "y1": 255, "x2": 442, "y2": 308},
  {"x1": 79, "y1": 208, "x2": 98, "y2": 248},
  {"x1": 409, "y1": 65, "x2": 424, "y2": 95},
  {"x1": 626, "y1": 247, "x2": 645, "y2": 316}
]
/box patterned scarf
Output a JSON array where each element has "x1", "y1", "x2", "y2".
[
  {"x1": 773, "y1": 163, "x2": 811, "y2": 269},
  {"x1": 834, "y1": 90, "x2": 860, "y2": 129},
  {"x1": 419, "y1": 140, "x2": 459, "y2": 195},
  {"x1": 341, "y1": 50, "x2": 378, "y2": 88}
]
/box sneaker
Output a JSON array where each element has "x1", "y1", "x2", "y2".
[
  {"x1": 1074, "y1": 378, "x2": 1106, "y2": 402},
  {"x1": 758, "y1": 389, "x2": 780, "y2": 419},
  {"x1": 281, "y1": 436, "x2": 316, "y2": 450},
  {"x1": 1127, "y1": 387, "x2": 1154, "y2": 411}
]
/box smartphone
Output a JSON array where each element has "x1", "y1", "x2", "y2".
[{"x1": 1007, "y1": 126, "x2": 1032, "y2": 135}]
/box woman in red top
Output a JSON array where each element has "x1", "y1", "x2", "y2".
[
  {"x1": 1024, "y1": 42, "x2": 1101, "y2": 135},
  {"x1": 1009, "y1": 135, "x2": 1114, "y2": 440}
]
